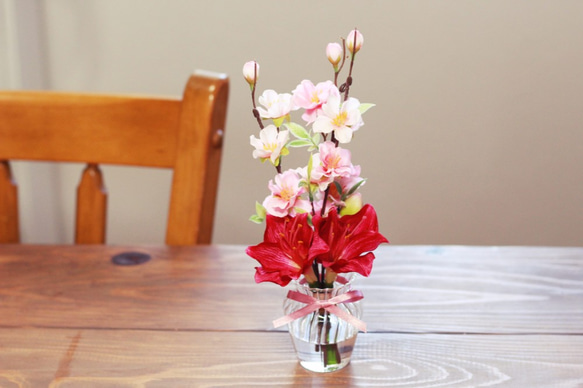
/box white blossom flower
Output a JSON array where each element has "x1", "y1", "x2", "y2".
[
  {"x1": 312, "y1": 94, "x2": 363, "y2": 143},
  {"x1": 257, "y1": 90, "x2": 295, "y2": 125},
  {"x1": 250, "y1": 125, "x2": 289, "y2": 165}
]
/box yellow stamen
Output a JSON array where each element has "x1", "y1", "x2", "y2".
[
  {"x1": 326, "y1": 154, "x2": 342, "y2": 169},
  {"x1": 263, "y1": 143, "x2": 277, "y2": 152},
  {"x1": 310, "y1": 91, "x2": 320, "y2": 103},
  {"x1": 332, "y1": 111, "x2": 348, "y2": 128},
  {"x1": 278, "y1": 186, "x2": 294, "y2": 201}
]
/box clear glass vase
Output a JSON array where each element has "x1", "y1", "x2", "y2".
[{"x1": 283, "y1": 276, "x2": 363, "y2": 373}]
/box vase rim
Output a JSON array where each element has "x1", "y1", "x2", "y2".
[{"x1": 295, "y1": 273, "x2": 356, "y2": 291}]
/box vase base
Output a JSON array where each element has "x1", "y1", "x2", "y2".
[
  {"x1": 291, "y1": 334, "x2": 356, "y2": 373},
  {"x1": 299, "y1": 358, "x2": 351, "y2": 373}
]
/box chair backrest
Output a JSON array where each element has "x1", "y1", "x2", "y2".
[{"x1": 0, "y1": 71, "x2": 229, "y2": 245}]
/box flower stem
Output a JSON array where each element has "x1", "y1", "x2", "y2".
[
  {"x1": 252, "y1": 108, "x2": 264, "y2": 129},
  {"x1": 250, "y1": 63, "x2": 264, "y2": 130},
  {"x1": 316, "y1": 293, "x2": 341, "y2": 367},
  {"x1": 343, "y1": 31, "x2": 358, "y2": 101},
  {"x1": 320, "y1": 186, "x2": 330, "y2": 217},
  {"x1": 311, "y1": 260, "x2": 320, "y2": 286},
  {"x1": 343, "y1": 58, "x2": 355, "y2": 101},
  {"x1": 335, "y1": 38, "x2": 347, "y2": 84}
]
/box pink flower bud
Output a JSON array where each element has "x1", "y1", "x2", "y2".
[
  {"x1": 326, "y1": 43, "x2": 343, "y2": 66},
  {"x1": 346, "y1": 29, "x2": 364, "y2": 54},
  {"x1": 243, "y1": 61, "x2": 259, "y2": 85}
]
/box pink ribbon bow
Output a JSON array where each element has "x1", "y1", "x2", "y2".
[{"x1": 272, "y1": 289, "x2": 367, "y2": 332}]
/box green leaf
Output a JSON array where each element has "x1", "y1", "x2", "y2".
[
  {"x1": 358, "y1": 103, "x2": 375, "y2": 115},
  {"x1": 272, "y1": 114, "x2": 290, "y2": 128},
  {"x1": 294, "y1": 207, "x2": 308, "y2": 214},
  {"x1": 307, "y1": 213, "x2": 314, "y2": 227},
  {"x1": 285, "y1": 122, "x2": 310, "y2": 140},
  {"x1": 249, "y1": 214, "x2": 264, "y2": 224},
  {"x1": 255, "y1": 201, "x2": 267, "y2": 219},
  {"x1": 346, "y1": 179, "x2": 367, "y2": 196},
  {"x1": 287, "y1": 139, "x2": 312, "y2": 148},
  {"x1": 333, "y1": 181, "x2": 343, "y2": 197},
  {"x1": 307, "y1": 154, "x2": 314, "y2": 179},
  {"x1": 311, "y1": 133, "x2": 321, "y2": 146}
]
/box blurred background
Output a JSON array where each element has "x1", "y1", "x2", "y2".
[{"x1": 1, "y1": 0, "x2": 581, "y2": 246}]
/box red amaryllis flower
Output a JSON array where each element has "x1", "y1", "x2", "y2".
[
  {"x1": 314, "y1": 204, "x2": 388, "y2": 277},
  {"x1": 246, "y1": 213, "x2": 329, "y2": 286}
]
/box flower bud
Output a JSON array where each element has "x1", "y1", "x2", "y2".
[
  {"x1": 243, "y1": 61, "x2": 259, "y2": 86},
  {"x1": 326, "y1": 43, "x2": 343, "y2": 66},
  {"x1": 339, "y1": 193, "x2": 363, "y2": 216},
  {"x1": 346, "y1": 29, "x2": 364, "y2": 55}
]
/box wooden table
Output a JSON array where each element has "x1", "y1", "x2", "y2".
[{"x1": 1, "y1": 245, "x2": 582, "y2": 387}]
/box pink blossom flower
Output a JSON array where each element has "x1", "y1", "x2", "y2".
[
  {"x1": 257, "y1": 90, "x2": 295, "y2": 126},
  {"x1": 250, "y1": 125, "x2": 289, "y2": 165},
  {"x1": 243, "y1": 61, "x2": 259, "y2": 86},
  {"x1": 310, "y1": 142, "x2": 355, "y2": 190},
  {"x1": 327, "y1": 165, "x2": 364, "y2": 205},
  {"x1": 292, "y1": 80, "x2": 339, "y2": 124},
  {"x1": 312, "y1": 94, "x2": 363, "y2": 143},
  {"x1": 346, "y1": 29, "x2": 364, "y2": 55},
  {"x1": 311, "y1": 196, "x2": 337, "y2": 218},
  {"x1": 263, "y1": 169, "x2": 311, "y2": 217},
  {"x1": 326, "y1": 43, "x2": 343, "y2": 66}
]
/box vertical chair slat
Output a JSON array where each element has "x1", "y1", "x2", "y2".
[
  {"x1": 166, "y1": 72, "x2": 229, "y2": 245},
  {"x1": 75, "y1": 163, "x2": 107, "y2": 244},
  {"x1": 0, "y1": 160, "x2": 19, "y2": 243}
]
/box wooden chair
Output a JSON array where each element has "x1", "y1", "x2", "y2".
[{"x1": 0, "y1": 70, "x2": 229, "y2": 245}]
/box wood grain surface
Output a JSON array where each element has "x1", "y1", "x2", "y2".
[
  {"x1": 1, "y1": 330, "x2": 582, "y2": 387},
  {"x1": 1, "y1": 244, "x2": 582, "y2": 386}
]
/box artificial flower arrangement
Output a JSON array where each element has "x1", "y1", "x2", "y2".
[{"x1": 244, "y1": 28, "x2": 388, "y2": 290}]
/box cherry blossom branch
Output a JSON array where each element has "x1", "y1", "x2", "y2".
[
  {"x1": 320, "y1": 185, "x2": 331, "y2": 217},
  {"x1": 320, "y1": 30, "x2": 362, "y2": 215},
  {"x1": 333, "y1": 38, "x2": 347, "y2": 87},
  {"x1": 249, "y1": 63, "x2": 265, "y2": 130},
  {"x1": 342, "y1": 30, "x2": 359, "y2": 101}
]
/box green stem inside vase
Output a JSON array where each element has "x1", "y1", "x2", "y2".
[{"x1": 316, "y1": 308, "x2": 341, "y2": 367}]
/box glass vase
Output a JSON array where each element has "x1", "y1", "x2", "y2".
[{"x1": 283, "y1": 276, "x2": 363, "y2": 373}]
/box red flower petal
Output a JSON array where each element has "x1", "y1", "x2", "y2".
[
  {"x1": 315, "y1": 204, "x2": 388, "y2": 277},
  {"x1": 246, "y1": 213, "x2": 329, "y2": 286}
]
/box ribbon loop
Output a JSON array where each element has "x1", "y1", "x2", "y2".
[{"x1": 273, "y1": 289, "x2": 367, "y2": 332}]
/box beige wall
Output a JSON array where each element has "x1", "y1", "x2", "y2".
[{"x1": 9, "y1": 0, "x2": 583, "y2": 246}]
